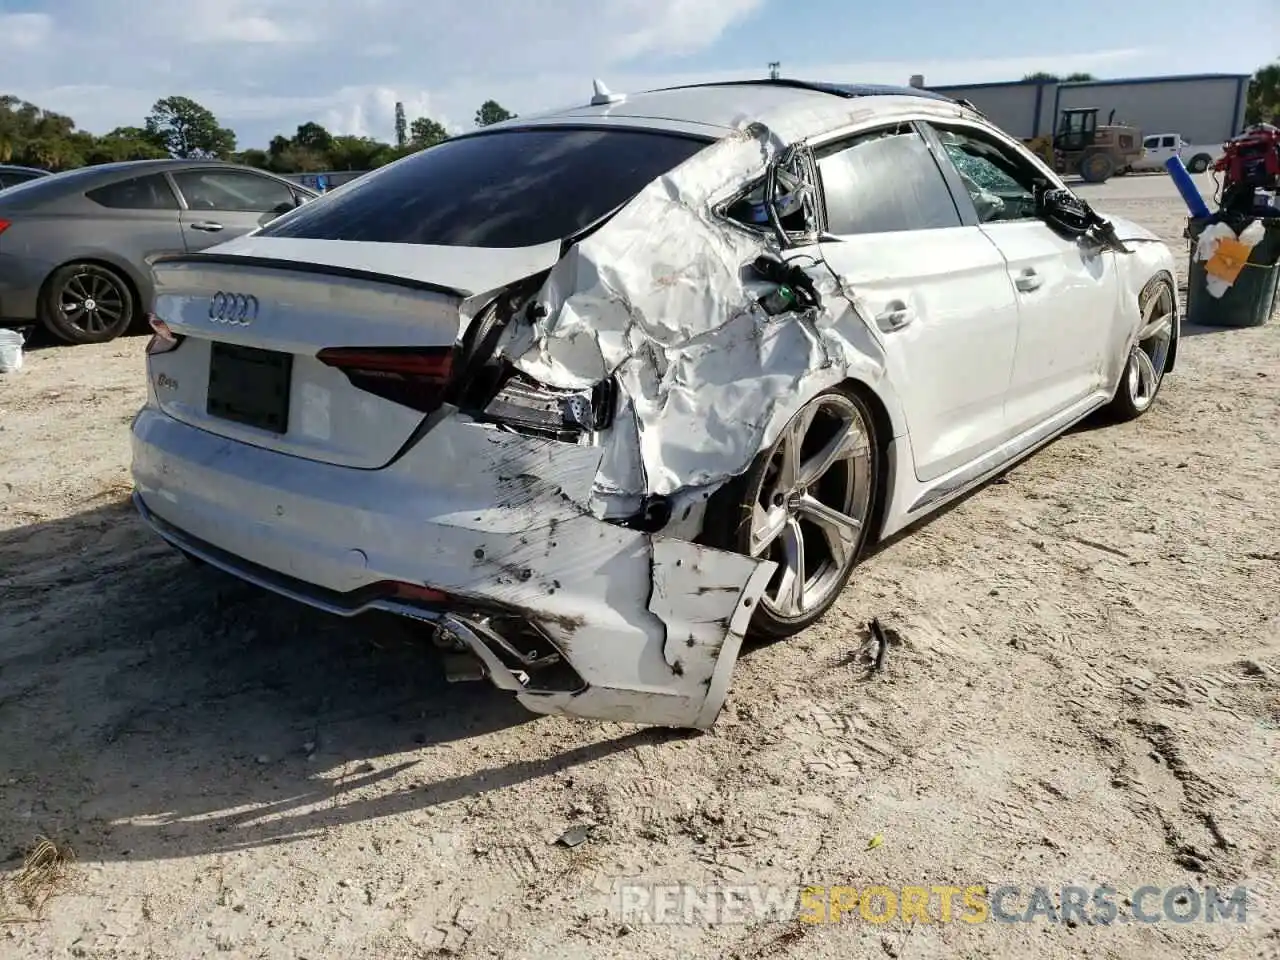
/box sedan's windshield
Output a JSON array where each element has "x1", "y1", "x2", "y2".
[{"x1": 258, "y1": 127, "x2": 710, "y2": 248}]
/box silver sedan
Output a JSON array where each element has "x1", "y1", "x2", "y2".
[{"x1": 0, "y1": 159, "x2": 316, "y2": 344}]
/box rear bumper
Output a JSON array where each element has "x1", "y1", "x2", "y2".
[
  {"x1": 0, "y1": 252, "x2": 45, "y2": 323},
  {"x1": 130, "y1": 406, "x2": 774, "y2": 728}
]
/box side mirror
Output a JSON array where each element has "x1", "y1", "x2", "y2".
[
  {"x1": 1035, "y1": 184, "x2": 1129, "y2": 252},
  {"x1": 1036, "y1": 186, "x2": 1091, "y2": 235},
  {"x1": 272, "y1": 201, "x2": 295, "y2": 215}
]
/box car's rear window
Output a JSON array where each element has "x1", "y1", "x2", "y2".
[{"x1": 257, "y1": 127, "x2": 710, "y2": 248}]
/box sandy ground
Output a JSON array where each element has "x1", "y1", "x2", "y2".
[{"x1": 1, "y1": 173, "x2": 1277, "y2": 960}]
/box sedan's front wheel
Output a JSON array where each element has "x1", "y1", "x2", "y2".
[
  {"x1": 1106, "y1": 276, "x2": 1176, "y2": 422},
  {"x1": 704, "y1": 387, "x2": 879, "y2": 640}
]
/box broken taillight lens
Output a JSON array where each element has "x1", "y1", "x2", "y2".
[
  {"x1": 316, "y1": 346, "x2": 455, "y2": 413},
  {"x1": 145, "y1": 314, "x2": 183, "y2": 355},
  {"x1": 481, "y1": 371, "x2": 614, "y2": 440}
]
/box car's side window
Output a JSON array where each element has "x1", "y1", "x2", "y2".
[
  {"x1": 815, "y1": 124, "x2": 961, "y2": 236},
  {"x1": 928, "y1": 125, "x2": 1043, "y2": 224},
  {"x1": 85, "y1": 174, "x2": 179, "y2": 210},
  {"x1": 1161, "y1": 135, "x2": 1177, "y2": 149},
  {"x1": 1143, "y1": 136, "x2": 1159, "y2": 150},
  {"x1": 172, "y1": 170, "x2": 296, "y2": 213},
  {"x1": 0, "y1": 172, "x2": 37, "y2": 189}
]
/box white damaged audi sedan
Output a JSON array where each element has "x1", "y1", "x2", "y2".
[{"x1": 131, "y1": 79, "x2": 1179, "y2": 729}]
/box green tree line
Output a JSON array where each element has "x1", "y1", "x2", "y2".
[
  {"x1": 0, "y1": 94, "x2": 516, "y2": 173},
  {"x1": 1021, "y1": 71, "x2": 1098, "y2": 82}
]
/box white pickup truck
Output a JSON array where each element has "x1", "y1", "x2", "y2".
[{"x1": 1129, "y1": 133, "x2": 1224, "y2": 174}]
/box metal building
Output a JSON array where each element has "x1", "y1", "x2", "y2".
[{"x1": 920, "y1": 73, "x2": 1251, "y2": 145}]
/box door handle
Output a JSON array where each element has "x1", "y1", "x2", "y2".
[
  {"x1": 189, "y1": 220, "x2": 224, "y2": 232},
  {"x1": 1014, "y1": 268, "x2": 1043, "y2": 293},
  {"x1": 875, "y1": 300, "x2": 913, "y2": 331}
]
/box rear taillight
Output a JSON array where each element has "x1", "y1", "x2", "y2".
[
  {"x1": 145, "y1": 314, "x2": 183, "y2": 355},
  {"x1": 316, "y1": 346, "x2": 455, "y2": 413},
  {"x1": 0, "y1": 219, "x2": 10, "y2": 236}
]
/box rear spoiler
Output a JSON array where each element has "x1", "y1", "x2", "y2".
[{"x1": 149, "y1": 252, "x2": 467, "y2": 300}]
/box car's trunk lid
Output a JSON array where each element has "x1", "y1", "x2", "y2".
[{"x1": 146, "y1": 238, "x2": 561, "y2": 469}]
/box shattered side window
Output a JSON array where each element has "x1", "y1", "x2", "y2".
[
  {"x1": 928, "y1": 125, "x2": 1041, "y2": 224},
  {"x1": 725, "y1": 180, "x2": 772, "y2": 227},
  {"x1": 815, "y1": 125, "x2": 961, "y2": 236},
  {"x1": 724, "y1": 159, "x2": 816, "y2": 237}
]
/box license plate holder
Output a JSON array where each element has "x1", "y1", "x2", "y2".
[{"x1": 207, "y1": 341, "x2": 292, "y2": 434}]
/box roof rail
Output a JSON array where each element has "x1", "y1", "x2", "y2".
[{"x1": 654, "y1": 78, "x2": 957, "y2": 104}]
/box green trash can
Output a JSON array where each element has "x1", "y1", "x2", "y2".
[{"x1": 1185, "y1": 216, "x2": 1280, "y2": 328}]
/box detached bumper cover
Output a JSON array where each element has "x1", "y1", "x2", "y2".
[{"x1": 131, "y1": 408, "x2": 775, "y2": 728}]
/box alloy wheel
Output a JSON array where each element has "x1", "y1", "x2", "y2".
[
  {"x1": 748, "y1": 393, "x2": 874, "y2": 621},
  {"x1": 1126, "y1": 280, "x2": 1175, "y2": 412},
  {"x1": 58, "y1": 267, "x2": 127, "y2": 338}
]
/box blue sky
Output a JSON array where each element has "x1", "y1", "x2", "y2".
[{"x1": 0, "y1": 0, "x2": 1273, "y2": 148}]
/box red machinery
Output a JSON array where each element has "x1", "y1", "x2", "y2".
[{"x1": 1214, "y1": 123, "x2": 1280, "y2": 215}]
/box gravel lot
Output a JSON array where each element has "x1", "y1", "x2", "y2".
[{"x1": 1, "y1": 173, "x2": 1277, "y2": 960}]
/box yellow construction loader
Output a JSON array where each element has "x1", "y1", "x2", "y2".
[{"x1": 1024, "y1": 107, "x2": 1143, "y2": 183}]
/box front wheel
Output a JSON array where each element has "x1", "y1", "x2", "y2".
[
  {"x1": 703, "y1": 387, "x2": 879, "y2": 640},
  {"x1": 1105, "y1": 277, "x2": 1176, "y2": 422},
  {"x1": 39, "y1": 262, "x2": 135, "y2": 345}
]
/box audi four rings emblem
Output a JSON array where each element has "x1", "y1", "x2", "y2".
[{"x1": 208, "y1": 291, "x2": 259, "y2": 325}]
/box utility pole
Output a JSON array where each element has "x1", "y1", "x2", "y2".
[{"x1": 768, "y1": 61, "x2": 780, "y2": 80}]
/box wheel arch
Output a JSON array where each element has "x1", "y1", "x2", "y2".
[
  {"x1": 1142, "y1": 269, "x2": 1179, "y2": 374},
  {"x1": 1188, "y1": 153, "x2": 1213, "y2": 172},
  {"x1": 37, "y1": 254, "x2": 148, "y2": 329},
  {"x1": 836, "y1": 375, "x2": 899, "y2": 545},
  {"x1": 697, "y1": 371, "x2": 903, "y2": 550}
]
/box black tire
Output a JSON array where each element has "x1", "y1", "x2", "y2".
[
  {"x1": 702, "y1": 386, "x2": 880, "y2": 641},
  {"x1": 1105, "y1": 276, "x2": 1177, "y2": 422},
  {"x1": 1187, "y1": 154, "x2": 1212, "y2": 174},
  {"x1": 39, "y1": 262, "x2": 135, "y2": 345},
  {"x1": 1080, "y1": 151, "x2": 1116, "y2": 183}
]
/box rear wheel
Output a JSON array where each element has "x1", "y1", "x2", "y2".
[
  {"x1": 703, "y1": 388, "x2": 879, "y2": 640},
  {"x1": 1105, "y1": 277, "x2": 1176, "y2": 422},
  {"x1": 39, "y1": 262, "x2": 135, "y2": 345},
  {"x1": 1187, "y1": 153, "x2": 1212, "y2": 174},
  {"x1": 1080, "y1": 150, "x2": 1116, "y2": 183}
]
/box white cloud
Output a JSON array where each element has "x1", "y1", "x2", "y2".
[
  {"x1": 0, "y1": 1, "x2": 1173, "y2": 150},
  {"x1": 1, "y1": 12, "x2": 53, "y2": 49},
  {"x1": 602, "y1": 0, "x2": 765, "y2": 61},
  {"x1": 5, "y1": 0, "x2": 766, "y2": 135}
]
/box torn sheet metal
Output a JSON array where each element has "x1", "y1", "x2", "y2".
[
  {"x1": 503, "y1": 124, "x2": 895, "y2": 509},
  {"x1": 132, "y1": 407, "x2": 775, "y2": 729}
]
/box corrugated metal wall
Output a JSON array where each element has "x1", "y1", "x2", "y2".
[
  {"x1": 925, "y1": 74, "x2": 1249, "y2": 146},
  {"x1": 926, "y1": 82, "x2": 1049, "y2": 139},
  {"x1": 1055, "y1": 76, "x2": 1248, "y2": 145}
]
